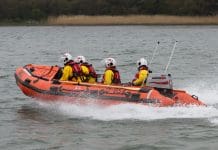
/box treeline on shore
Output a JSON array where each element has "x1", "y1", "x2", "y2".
[{"x1": 0, "y1": 0, "x2": 217, "y2": 22}]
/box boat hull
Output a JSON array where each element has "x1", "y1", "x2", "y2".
[{"x1": 15, "y1": 64, "x2": 205, "y2": 107}]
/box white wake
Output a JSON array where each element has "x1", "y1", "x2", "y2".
[{"x1": 36, "y1": 81, "x2": 218, "y2": 125}]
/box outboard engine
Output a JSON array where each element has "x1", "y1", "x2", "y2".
[{"x1": 146, "y1": 73, "x2": 173, "y2": 97}]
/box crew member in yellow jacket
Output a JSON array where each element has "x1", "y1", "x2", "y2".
[
  {"x1": 74, "y1": 55, "x2": 97, "y2": 83},
  {"x1": 60, "y1": 53, "x2": 74, "y2": 81},
  {"x1": 60, "y1": 53, "x2": 82, "y2": 82},
  {"x1": 132, "y1": 58, "x2": 149, "y2": 86},
  {"x1": 102, "y1": 58, "x2": 121, "y2": 85}
]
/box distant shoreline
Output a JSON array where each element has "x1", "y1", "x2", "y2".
[
  {"x1": 47, "y1": 15, "x2": 218, "y2": 26},
  {"x1": 1, "y1": 15, "x2": 218, "y2": 26}
]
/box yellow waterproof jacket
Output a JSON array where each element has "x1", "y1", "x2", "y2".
[
  {"x1": 60, "y1": 66, "x2": 73, "y2": 81},
  {"x1": 60, "y1": 65, "x2": 79, "y2": 82},
  {"x1": 102, "y1": 67, "x2": 121, "y2": 85},
  {"x1": 102, "y1": 69, "x2": 118, "y2": 85},
  {"x1": 80, "y1": 65, "x2": 89, "y2": 81},
  {"x1": 132, "y1": 69, "x2": 149, "y2": 86},
  {"x1": 102, "y1": 69, "x2": 114, "y2": 85},
  {"x1": 80, "y1": 65, "x2": 96, "y2": 83}
]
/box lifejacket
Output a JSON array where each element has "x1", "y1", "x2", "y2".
[
  {"x1": 81, "y1": 63, "x2": 97, "y2": 78},
  {"x1": 66, "y1": 60, "x2": 82, "y2": 77},
  {"x1": 138, "y1": 65, "x2": 148, "y2": 71},
  {"x1": 102, "y1": 67, "x2": 121, "y2": 84}
]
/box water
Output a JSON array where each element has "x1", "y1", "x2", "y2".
[{"x1": 0, "y1": 26, "x2": 218, "y2": 150}]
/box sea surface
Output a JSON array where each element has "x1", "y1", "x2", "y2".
[{"x1": 0, "y1": 26, "x2": 218, "y2": 150}]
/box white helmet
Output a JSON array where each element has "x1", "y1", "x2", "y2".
[
  {"x1": 137, "y1": 58, "x2": 148, "y2": 67},
  {"x1": 105, "y1": 58, "x2": 116, "y2": 68},
  {"x1": 62, "y1": 53, "x2": 73, "y2": 63},
  {"x1": 74, "y1": 55, "x2": 86, "y2": 64}
]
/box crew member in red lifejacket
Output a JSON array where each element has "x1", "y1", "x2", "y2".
[
  {"x1": 132, "y1": 58, "x2": 149, "y2": 86},
  {"x1": 74, "y1": 55, "x2": 97, "y2": 83},
  {"x1": 102, "y1": 58, "x2": 121, "y2": 85},
  {"x1": 60, "y1": 53, "x2": 81, "y2": 82}
]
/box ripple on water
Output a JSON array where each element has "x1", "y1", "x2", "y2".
[{"x1": 1, "y1": 26, "x2": 218, "y2": 150}]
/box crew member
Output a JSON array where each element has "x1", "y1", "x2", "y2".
[
  {"x1": 60, "y1": 53, "x2": 74, "y2": 81},
  {"x1": 74, "y1": 55, "x2": 97, "y2": 83},
  {"x1": 132, "y1": 58, "x2": 149, "y2": 86},
  {"x1": 102, "y1": 58, "x2": 121, "y2": 85}
]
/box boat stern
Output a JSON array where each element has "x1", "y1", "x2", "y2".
[{"x1": 172, "y1": 90, "x2": 206, "y2": 106}]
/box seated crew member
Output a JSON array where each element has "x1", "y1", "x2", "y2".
[
  {"x1": 74, "y1": 55, "x2": 97, "y2": 83},
  {"x1": 102, "y1": 58, "x2": 121, "y2": 85},
  {"x1": 60, "y1": 53, "x2": 74, "y2": 81},
  {"x1": 60, "y1": 53, "x2": 82, "y2": 82},
  {"x1": 132, "y1": 58, "x2": 149, "y2": 86}
]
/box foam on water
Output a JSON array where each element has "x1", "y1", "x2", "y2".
[
  {"x1": 37, "y1": 102, "x2": 218, "y2": 123},
  {"x1": 182, "y1": 81, "x2": 218, "y2": 105},
  {"x1": 36, "y1": 80, "x2": 218, "y2": 124}
]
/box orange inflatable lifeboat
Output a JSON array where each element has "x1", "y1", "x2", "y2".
[{"x1": 15, "y1": 64, "x2": 205, "y2": 107}]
